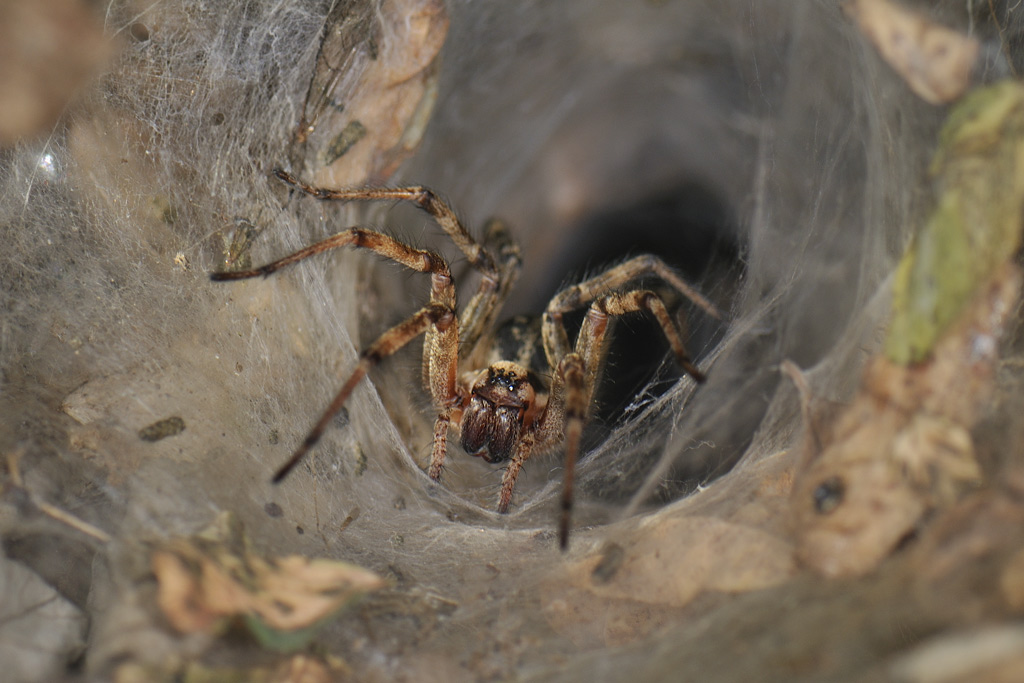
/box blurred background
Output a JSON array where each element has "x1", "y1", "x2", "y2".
[{"x1": 2, "y1": 1, "x2": 1024, "y2": 681}]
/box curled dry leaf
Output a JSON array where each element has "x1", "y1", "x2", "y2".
[
  {"x1": 792, "y1": 80, "x2": 1024, "y2": 578},
  {"x1": 843, "y1": 0, "x2": 978, "y2": 105},
  {"x1": 152, "y1": 513, "x2": 384, "y2": 649},
  {"x1": 294, "y1": 0, "x2": 449, "y2": 186},
  {"x1": 791, "y1": 264, "x2": 1020, "y2": 578}
]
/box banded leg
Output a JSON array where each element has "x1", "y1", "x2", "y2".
[
  {"x1": 273, "y1": 169, "x2": 519, "y2": 360},
  {"x1": 272, "y1": 304, "x2": 456, "y2": 482},
  {"x1": 211, "y1": 226, "x2": 461, "y2": 482},
  {"x1": 458, "y1": 218, "x2": 522, "y2": 357},
  {"x1": 498, "y1": 430, "x2": 536, "y2": 514},
  {"x1": 556, "y1": 355, "x2": 587, "y2": 549},
  {"x1": 541, "y1": 253, "x2": 718, "y2": 374},
  {"x1": 492, "y1": 353, "x2": 585, "y2": 550},
  {"x1": 543, "y1": 289, "x2": 708, "y2": 548},
  {"x1": 211, "y1": 227, "x2": 454, "y2": 303}
]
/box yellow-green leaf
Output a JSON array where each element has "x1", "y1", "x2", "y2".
[{"x1": 886, "y1": 80, "x2": 1024, "y2": 364}]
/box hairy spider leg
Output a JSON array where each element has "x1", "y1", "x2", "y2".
[
  {"x1": 541, "y1": 254, "x2": 716, "y2": 381},
  {"x1": 216, "y1": 170, "x2": 523, "y2": 486},
  {"x1": 460, "y1": 218, "x2": 522, "y2": 358},
  {"x1": 274, "y1": 303, "x2": 455, "y2": 482},
  {"x1": 212, "y1": 227, "x2": 460, "y2": 482},
  {"x1": 538, "y1": 258, "x2": 716, "y2": 548},
  {"x1": 272, "y1": 169, "x2": 520, "y2": 361},
  {"x1": 570, "y1": 291, "x2": 698, "y2": 548}
]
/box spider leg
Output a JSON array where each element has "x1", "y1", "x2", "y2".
[
  {"x1": 272, "y1": 303, "x2": 455, "y2": 482},
  {"x1": 211, "y1": 225, "x2": 462, "y2": 483},
  {"x1": 489, "y1": 353, "x2": 586, "y2": 535},
  {"x1": 498, "y1": 430, "x2": 535, "y2": 514},
  {"x1": 496, "y1": 352, "x2": 583, "y2": 544},
  {"x1": 556, "y1": 355, "x2": 586, "y2": 549},
  {"x1": 540, "y1": 289, "x2": 708, "y2": 549},
  {"x1": 459, "y1": 218, "x2": 522, "y2": 358},
  {"x1": 541, "y1": 253, "x2": 719, "y2": 374},
  {"x1": 273, "y1": 169, "x2": 520, "y2": 360},
  {"x1": 274, "y1": 168, "x2": 494, "y2": 275}
]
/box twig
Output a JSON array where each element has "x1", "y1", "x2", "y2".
[{"x1": 5, "y1": 450, "x2": 112, "y2": 543}]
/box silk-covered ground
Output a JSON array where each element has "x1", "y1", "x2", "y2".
[{"x1": 3, "y1": 1, "x2": 1024, "y2": 681}]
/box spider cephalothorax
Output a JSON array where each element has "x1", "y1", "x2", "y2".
[{"x1": 212, "y1": 169, "x2": 719, "y2": 547}]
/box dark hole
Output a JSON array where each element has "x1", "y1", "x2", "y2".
[
  {"x1": 529, "y1": 181, "x2": 741, "y2": 427},
  {"x1": 812, "y1": 476, "x2": 846, "y2": 515},
  {"x1": 129, "y1": 22, "x2": 151, "y2": 42}
]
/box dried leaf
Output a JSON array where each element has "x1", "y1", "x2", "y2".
[
  {"x1": 887, "y1": 81, "x2": 1024, "y2": 365},
  {"x1": 294, "y1": 0, "x2": 378, "y2": 149},
  {"x1": 293, "y1": 0, "x2": 449, "y2": 186},
  {"x1": 792, "y1": 265, "x2": 1020, "y2": 578},
  {"x1": 152, "y1": 513, "x2": 384, "y2": 650},
  {"x1": 843, "y1": 0, "x2": 978, "y2": 104},
  {"x1": 792, "y1": 78, "x2": 1024, "y2": 578}
]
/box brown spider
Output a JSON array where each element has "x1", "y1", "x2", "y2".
[{"x1": 212, "y1": 169, "x2": 719, "y2": 548}]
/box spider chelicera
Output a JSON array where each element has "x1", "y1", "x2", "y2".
[{"x1": 212, "y1": 169, "x2": 719, "y2": 548}]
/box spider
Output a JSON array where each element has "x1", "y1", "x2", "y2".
[{"x1": 211, "y1": 169, "x2": 719, "y2": 548}]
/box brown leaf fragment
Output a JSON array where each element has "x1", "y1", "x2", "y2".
[
  {"x1": 295, "y1": 0, "x2": 449, "y2": 186},
  {"x1": 843, "y1": 0, "x2": 979, "y2": 104},
  {"x1": 138, "y1": 416, "x2": 186, "y2": 442},
  {"x1": 151, "y1": 513, "x2": 384, "y2": 642}
]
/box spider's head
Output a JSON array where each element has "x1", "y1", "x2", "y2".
[{"x1": 460, "y1": 361, "x2": 536, "y2": 463}]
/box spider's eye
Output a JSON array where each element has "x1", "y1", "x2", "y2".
[
  {"x1": 812, "y1": 476, "x2": 845, "y2": 514},
  {"x1": 492, "y1": 374, "x2": 517, "y2": 391},
  {"x1": 487, "y1": 366, "x2": 521, "y2": 391}
]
